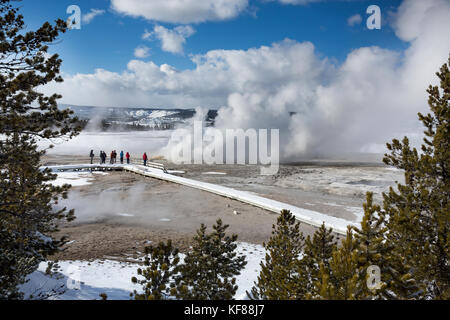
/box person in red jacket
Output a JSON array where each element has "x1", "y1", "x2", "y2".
[
  {"x1": 126, "y1": 152, "x2": 130, "y2": 164},
  {"x1": 143, "y1": 152, "x2": 148, "y2": 166}
]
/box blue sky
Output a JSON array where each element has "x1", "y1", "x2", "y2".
[{"x1": 20, "y1": 0, "x2": 407, "y2": 75}]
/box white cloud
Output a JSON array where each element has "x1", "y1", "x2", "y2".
[
  {"x1": 133, "y1": 46, "x2": 150, "y2": 58},
  {"x1": 142, "y1": 29, "x2": 152, "y2": 40},
  {"x1": 46, "y1": 0, "x2": 450, "y2": 159},
  {"x1": 347, "y1": 14, "x2": 362, "y2": 26},
  {"x1": 144, "y1": 25, "x2": 195, "y2": 55},
  {"x1": 110, "y1": 0, "x2": 249, "y2": 24},
  {"x1": 82, "y1": 8, "x2": 105, "y2": 24}
]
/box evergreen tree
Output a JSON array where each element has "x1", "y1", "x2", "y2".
[
  {"x1": 0, "y1": 0, "x2": 80, "y2": 299},
  {"x1": 172, "y1": 219, "x2": 247, "y2": 300},
  {"x1": 0, "y1": 1, "x2": 79, "y2": 139},
  {"x1": 132, "y1": 240, "x2": 180, "y2": 300},
  {"x1": 382, "y1": 57, "x2": 449, "y2": 299},
  {"x1": 249, "y1": 210, "x2": 306, "y2": 300},
  {"x1": 316, "y1": 228, "x2": 359, "y2": 300},
  {"x1": 312, "y1": 193, "x2": 415, "y2": 301},
  {"x1": 351, "y1": 192, "x2": 417, "y2": 300},
  {"x1": 352, "y1": 192, "x2": 390, "y2": 299},
  {"x1": 250, "y1": 57, "x2": 449, "y2": 301},
  {"x1": 300, "y1": 222, "x2": 337, "y2": 297},
  {"x1": 316, "y1": 262, "x2": 333, "y2": 299}
]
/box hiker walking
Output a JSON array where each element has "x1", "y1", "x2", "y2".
[
  {"x1": 126, "y1": 152, "x2": 130, "y2": 164},
  {"x1": 143, "y1": 152, "x2": 148, "y2": 166},
  {"x1": 110, "y1": 151, "x2": 114, "y2": 164},
  {"x1": 120, "y1": 151, "x2": 124, "y2": 164},
  {"x1": 89, "y1": 150, "x2": 94, "y2": 164}
]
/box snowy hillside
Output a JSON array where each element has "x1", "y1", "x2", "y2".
[{"x1": 61, "y1": 105, "x2": 218, "y2": 131}]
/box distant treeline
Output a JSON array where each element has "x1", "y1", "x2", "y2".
[
  {"x1": 78, "y1": 119, "x2": 176, "y2": 132},
  {"x1": 77, "y1": 110, "x2": 219, "y2": 132}
]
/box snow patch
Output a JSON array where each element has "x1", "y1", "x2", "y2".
[
  {"x1": 49, "y1": 172, "x2": 97, "y2": 187},
  {"x1": 202, "y1": 172, "x2": 227, "y2": 175},
  {"x1": 20, "y1": 242, "x2": 265, "y2": 300},
  {"x1": 117, "y1": 213, "x2": 135, "y2": 217}
]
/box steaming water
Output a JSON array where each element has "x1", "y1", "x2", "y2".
[{"x1": 40, "y1": 131, "x2": 173, "y2": 156}]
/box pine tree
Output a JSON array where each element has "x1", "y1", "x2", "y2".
[
  {"x1": 351, "y1": 192, "x2": 418, "y2": 300},
  {"x1": 351, "y1": 192, "x2": 390, "y2": 299},
  {"x1": 382, "y1": 56, "x2": 449, "y2": 299},
  {"x1": 172, "y1": 219, "x2": 247, "y2": 300},
  {"x1": 316, "y1": 228, "x2": 359, "y2": 300},
  {"x1": 132, "y1": 240, "x2": 180, "y2": 300},
  {"x1": 316, "y1": 262, "x2": 334, "y2": 299},
  {"x1": 300, "y1": 222, "x2": 337, "y2": 297},
  {"x1": 0, "y1": 0, "x2": 80, "y2": 299},
  {"x1": 310, "y1": 194, "x2": 415, "y2": 300},
  {"x1": 249, "y1": 210, "x2": 306, "y2": 300}
]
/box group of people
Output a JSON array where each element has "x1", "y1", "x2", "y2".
[{"x1": 89, "y1": 150, "x2": 148, "y2": 166}]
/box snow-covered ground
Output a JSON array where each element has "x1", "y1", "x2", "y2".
[
  {"x1": 50, "y1": 172, "x2": 108, "y2": 187},
  {"x1": 20, "y1": 260, "x2": 140, "y2": 300},
  {"x1": 234, "y1": 242, "x2": 266, "y2": 299},
  {"x1": 19, "y1": 242, "x2": 265, "y2": 300},
  {"x1": 48, "y1": 171, "x2": 108, "y2": 187}
]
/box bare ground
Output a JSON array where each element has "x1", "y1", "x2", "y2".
[{"x1": 51, "y1": 171, "x2": 330, "y2": 261}]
